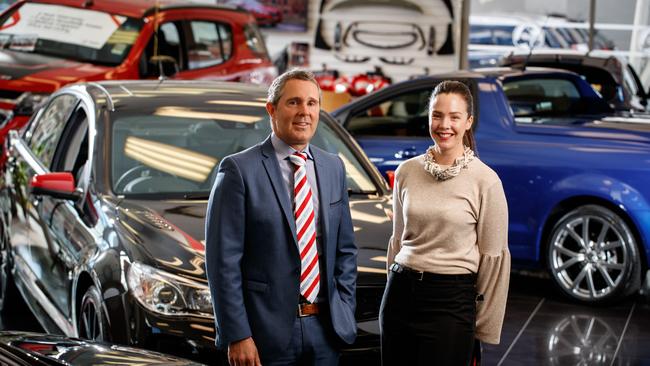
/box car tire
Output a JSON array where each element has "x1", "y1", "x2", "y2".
[
  {"x1": 0, "y1": 244, "x2": 18, "y2": 314},
  {"x1": 78, "y1": 286, "x2": 110, "y2": 342},
  {"x1": 546, "y1": 205, "x2": 640, "y2": 304}
]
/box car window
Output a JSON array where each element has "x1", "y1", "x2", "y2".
[
  {"x1": 52, "y1": 108, "x2": 89, "y2": 183},
  {"x1": 140, "y1": 22, "x2": 184, "y2": 78},
  {"x1": 27, "y1": 94, "x2": 78, "y2": 168},
  {"x1": 469, "y1": 25, "x2": 515, "y2": 46},
  {"x1": 346, "y1": 89, "x2": 431, "y2": 137},
  {"x1": 244, "y1": 23, "x2": 269, "y2": 58},
  {"x1": 111, "y1": 112, "x2": 376, "y2": 196},
  {"x1": 188, "y1": 21, "x2": 232, "y2": 69},
  {"x1": 503, "y1": 77, "x2": 598, "y2": 122}
]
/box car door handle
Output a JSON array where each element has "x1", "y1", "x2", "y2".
[{"x1": 395, "y1": 147, "x2": 418, "y2": 159}]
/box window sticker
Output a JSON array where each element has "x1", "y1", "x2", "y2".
[{"x1": 0, "y1": 3, "x2": 125, "y2": 49}]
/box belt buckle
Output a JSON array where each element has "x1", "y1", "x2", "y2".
[
  {"x1": 414, "y1": 270, "x2": 424, "y2": 281},
  {"x1": 298, "y1": 303, "x2": 313, "y2": 317}
]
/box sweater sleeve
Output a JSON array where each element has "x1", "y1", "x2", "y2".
[
  {"x1": 475, "y1": 179, "x2": 511, "y2": 345},
  {"x1": 386, "y1": 171, "x2": 404, "y2": 272}
]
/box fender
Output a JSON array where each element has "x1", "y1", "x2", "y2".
[
  {"x1": 533, "y1": 172, "x2": 649, "y2": 261},
  {"x1": 71, "y1": 246, "x2": 128, "y2": 342}
]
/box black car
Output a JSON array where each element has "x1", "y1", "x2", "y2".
[
  {"x1": 0, "y1": 331, "x2": 203, "y2": 365},
  {"x1": 0, "y1": 80, "x2": 390, "y2": 363},
  {"x1": 500, "y1": 50, "x2": 650, "y2": 112}
]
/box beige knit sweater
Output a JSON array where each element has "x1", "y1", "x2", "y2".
[{"x1": 387, "y1": 154, "x2": 511, "y2": 345}]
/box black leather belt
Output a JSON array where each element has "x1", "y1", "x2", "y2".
[{"x1": 390, "y1": 262, "x2": 476, "y2": 282}]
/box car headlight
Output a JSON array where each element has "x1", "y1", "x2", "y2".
[{"x1": 127, "y1": 262, "x2": 213, "y2": 317}]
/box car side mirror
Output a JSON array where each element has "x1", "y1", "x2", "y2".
[{"x1": 30, "y1": 172, "x2": 81, "y2": 201}]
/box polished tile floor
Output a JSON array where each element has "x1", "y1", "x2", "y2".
[
  {"x1": 2, "y1": 272, "x2": 649, "y2": 365},
  {"x1": 482, "y1": 272, "x2": 650, "y2": 366}
]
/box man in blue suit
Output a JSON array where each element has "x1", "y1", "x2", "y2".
[{"x1": 205, "y1": 69, "x2": 357, "y2": 366}]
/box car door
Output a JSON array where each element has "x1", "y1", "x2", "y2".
[
  {"x1": 5, "y1": 93, "x2": 79, "y2": 334},
  {"x1": 38, "y1": 103, "x2": 98, "y2": 332},
  {"x1": 341, "y1": 88, "x2": 433, "y2": 178}
]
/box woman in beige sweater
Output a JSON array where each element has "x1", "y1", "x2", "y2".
[{"x1": 379, "y1": 80, "x2": 510, "y2": 366}]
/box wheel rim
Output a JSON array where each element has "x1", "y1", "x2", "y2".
[
  {"x1": 549, "y1": 214, "x2": 630, "y2": 301},
  {"x1": 80, "y1": 297, "x2": 103, "y2": 341},
  {"x1": 0, "y1": 247, "x2": 8, "y2": 307}
]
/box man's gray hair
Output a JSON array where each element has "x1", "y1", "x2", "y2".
[{"x1": 267, "y1": 68, "x2": 322, "y2": 107}]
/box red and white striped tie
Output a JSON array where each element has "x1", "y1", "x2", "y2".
[{"x1": 289, "y1": 152, "x2": 320, "y2": 303}]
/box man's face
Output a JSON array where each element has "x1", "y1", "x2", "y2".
[{"x1": 267, "y1": 79, "x2": 320, "y2": 151}]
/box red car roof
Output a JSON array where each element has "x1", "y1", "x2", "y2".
[{"x1": 23, "y1": 0, "x2": 239, "y2": 19}]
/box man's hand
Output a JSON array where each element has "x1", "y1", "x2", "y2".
[{"x1": 228, "y1": 337, "x2": 261, "y2": 366}]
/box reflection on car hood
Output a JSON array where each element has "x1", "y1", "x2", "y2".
[
  {"x1": 117, "y1": 196, "x2": 392, "y2": 287},
  {"x1": 0, "y1": 331, "x2": 203, "y2": 365},
  {"x1": 515, "y1": 114, "x2": 650, "y2": 146},
  {"x1": 0, "y1": 49, "x2": 111, "y2": 93}
]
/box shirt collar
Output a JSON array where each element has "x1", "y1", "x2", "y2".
[{"x1": 270, "y1": 132, "x2": 313, "y2": 160}]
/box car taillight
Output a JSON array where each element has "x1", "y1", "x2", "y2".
[{"x1": 237, "y1": 66, "x2": 278, "y2": 86}]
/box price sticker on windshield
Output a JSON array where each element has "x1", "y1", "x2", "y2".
[{"x1": 0, "y1": 3, "x2": 125, "y2": 49}]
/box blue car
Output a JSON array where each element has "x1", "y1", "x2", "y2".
[{"x1": 332, "y1": 67, "x2": 650, "y2": 304}]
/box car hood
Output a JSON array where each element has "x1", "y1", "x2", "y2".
[
  {"x1": 0, "y1": 49, "x2": 111, "y2": 93},
  {"x1": 116, "y1": 196, "x2": 392, "y2": 287},
  {"x1": 0, "y1": 331, "x2": 202, "y2": 365}
]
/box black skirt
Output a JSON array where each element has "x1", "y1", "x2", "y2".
[{"x1": 379, "y1": 264, "x2": 477, "y2": 366}]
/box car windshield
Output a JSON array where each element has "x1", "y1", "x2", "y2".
[
  {"x1": 0, "y1": 3, "x2": 142, "y2": 66},
  {"x1": 111, "y1": 110, "x2": 377, "y2": 197},
  {"x1": 469, "y1": 25, "x2": 515, "y2": 46}
]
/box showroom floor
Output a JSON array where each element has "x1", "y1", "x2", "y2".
[{"x1": 2, "y1": 273, "x2": 649, "y2": 366}]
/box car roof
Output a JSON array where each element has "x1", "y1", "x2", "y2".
[
  {"x1": 469, "y1": 66, "x2": 580, "y2": 79},
  {"x1": 503, "y1": 49, "x2": 622, "y2": 62},
  {"x1": 88, "y1": 80, "x2": 269, "y2": 111},
  {"x1": 500, "y1": 51, "x2": 625, "y2": 79},
  {"x1": 28, "y1": 0, "x2": 242, "y2": 19}
]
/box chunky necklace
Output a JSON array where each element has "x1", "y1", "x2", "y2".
[{"x1": 423, "y1": 146, "x2": 475, "y2": 181}]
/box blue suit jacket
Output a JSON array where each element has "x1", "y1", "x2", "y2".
[{"x1": 205, "y1": 136, "x2": 357, "y2": 358}]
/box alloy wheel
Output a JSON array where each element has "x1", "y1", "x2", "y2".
[
  {"x1": 548, "y1": 205, "x2": 638, "y2": 303},
  {"x1": 79, "y1": 287, "x2": 106, "y2": 341}
]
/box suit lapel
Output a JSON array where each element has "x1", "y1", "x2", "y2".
[{"x1": 261, "y1": 137, "x2": 297, "y2": 245}]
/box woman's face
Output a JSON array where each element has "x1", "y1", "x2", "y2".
[{"x1": 429, "y1": 92, "x2": 473, "y2": 154}]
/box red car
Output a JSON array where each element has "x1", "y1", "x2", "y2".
[
  {"x1": 0, "y1": 0, "x2": 277, "y2": 145},
  {"x1": 226, "y1": 0, "x2": 283, "y2": 27}
]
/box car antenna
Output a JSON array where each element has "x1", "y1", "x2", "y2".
[
  {"x1": 152, "y1": 0, "x2": 167, "y2": 81},
  {"x1": 519, "y1": 15, "x2": 550, "y2": 71}
]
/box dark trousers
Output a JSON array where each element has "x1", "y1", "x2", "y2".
[
  {"x1": 379, "y1": 267, "x2": 477, "y2": 366},
  {"x1": 262, "y1": 315, "x2": 340, "y2": 366}
]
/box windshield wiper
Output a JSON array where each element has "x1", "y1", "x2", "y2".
[{"x1": 183, "y1": 192, "x2": 211, "y2": 200}]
